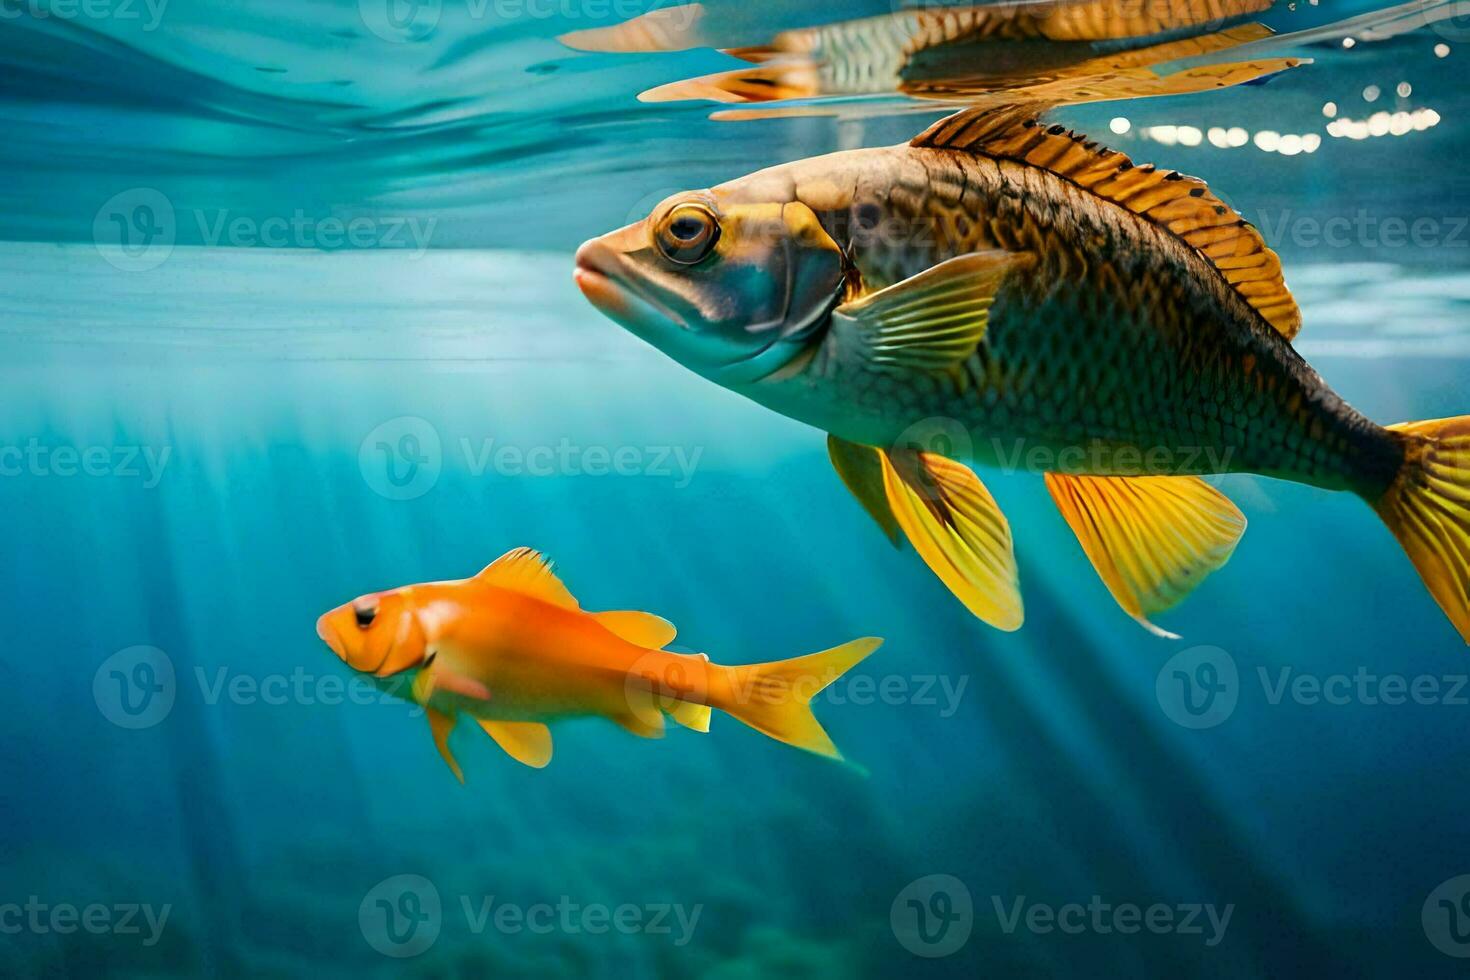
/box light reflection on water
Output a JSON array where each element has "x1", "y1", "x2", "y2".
[{"x1": 2, "y1": 0, "x2": 1469, "y2": 259}]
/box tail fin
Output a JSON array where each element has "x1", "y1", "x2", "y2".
[
  {"x1": 1376, "y1": 417, "x2": 1470, "y2": 643},
  {"x1": 720, "y1": 638, "x2": 882, "y2": 760}
]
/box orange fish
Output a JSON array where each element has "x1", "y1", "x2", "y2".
[{"x1": 315, "y1": 548, "x2": 881, "y2": 779}]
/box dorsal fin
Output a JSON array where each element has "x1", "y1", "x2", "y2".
[
  {"x1": 472, "y1": 547, "x2": 580, "y2": 610},
  {"x1": 590, "y1": 610, "x2": 677, "y2": 648},
  {"x1": 911, "y1": 105, "x2": 1302, "y2": 341}
]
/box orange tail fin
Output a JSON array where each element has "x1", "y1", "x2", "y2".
[
  {"x1": 1376, "y1": 416, "x2": 1470, "y2": 643},
  {"x1": 719, "y1": 638, "x2": 881, "y2": 760}
]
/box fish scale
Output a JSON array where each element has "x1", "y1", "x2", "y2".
[{"x1": 770, "y1": 144, "x2": 1399, "y2": 495}]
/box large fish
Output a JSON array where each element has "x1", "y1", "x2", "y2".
[
  {"x1": 316, "y1": 548, "x2": 880, "y2": 777},
  {"x1": 574, "y1": 104, "x2": 1470, "y2": 642},
  {"x1": 635, "y1": 0, "x2": 1287, "y2": 116}
]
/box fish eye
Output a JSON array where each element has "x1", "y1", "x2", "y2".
[
  {"x1": 656, "y1": 203, "x2": 720, "y2": 266},
  {"x1": 353, "y1": 600, "x2": 378, "y2": 629}
]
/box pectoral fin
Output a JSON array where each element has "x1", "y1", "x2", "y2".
[
  {"x1": 427, "y1": 708, "x2": 464, "y2": 784},
  {"x1": 1045, "y1": 473, "x2": 1247, "y2": 638},
  {"x1": 413, "y1": 660, "x2": 490, "y2": 705},
  {"x1": 880, "y1": 450, "x2": 1023, "y2": 631},
  {"x1": 476, "y1": 720, "x2": 553, "y2": 769},
  {"x1": 827, "y1": 435, "x2": 902, "y2": 546},
  {"x1": 834, "y1": 251, "x2": 1028, "y2": 371}
]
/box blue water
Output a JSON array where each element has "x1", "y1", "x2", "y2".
[{"x1": 5, "y1": 1, "x2": 1470, "y2": 977}]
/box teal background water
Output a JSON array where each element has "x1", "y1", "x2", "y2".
[{"x1": 5, "y1": 1, "x2": 1470, "y2": 977}]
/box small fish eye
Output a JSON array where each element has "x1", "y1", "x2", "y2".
[
  {"x1": 353, "y1": 600, "x2": 378, "y2": 629},
  {"x1": 656, "y1": 203, "x2": 719, "y2": 266}
]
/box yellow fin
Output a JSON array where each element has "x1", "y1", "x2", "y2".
[
  {"x1": 472, "y1": 547, "x2": 579, "y2": 610},
  {"x1": 880, "y1": 450, "x2": 1023, "y2": 631},
  {"x1": 427, "y1": 708, "x2": 464, "y2": 784},
  {"x1": 613, "y1": 711, "x2": 666, "y2": 739},
  {"x1": 664, "y1": 652, "x2": 712, "y2": 732},
  {"x1": 1377, "y1": 417, "x2": 1470, "y2": 644},
  {"x1": 912, "y1": 105, "x2": 1302, "y2": 341},
  {"x1": 591, "y1": 610, "x2": 677, "y2": 648},
  {"x1": 828, "y1": 434, "x2": 902, "y2": 546},
  {"x1": 412, "y1": 667, "x2": 435, "y2": 704},
  {"x1": 476, "y1": 720, "x2": 553, "y2": 769},
  {"x1": 667, "y1": 699, "x2": 712, "y2": 733},
  {"x1": 1045, "y1": 473, "x2": 1246, "y2": 638},
  {"x1": 836, "y1": 251, "x2": 1025, "y2": 371},
  {"x1": 722, "y1": 637, "x2": 881, "y2": 760}
]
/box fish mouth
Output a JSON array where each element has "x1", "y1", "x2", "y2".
[
  {"x1": 574, "y1": 238, "x2": 687, "y2": 332},
  {"x1": 316, "y1": 615, "x2": 346, "y2": 662}
]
